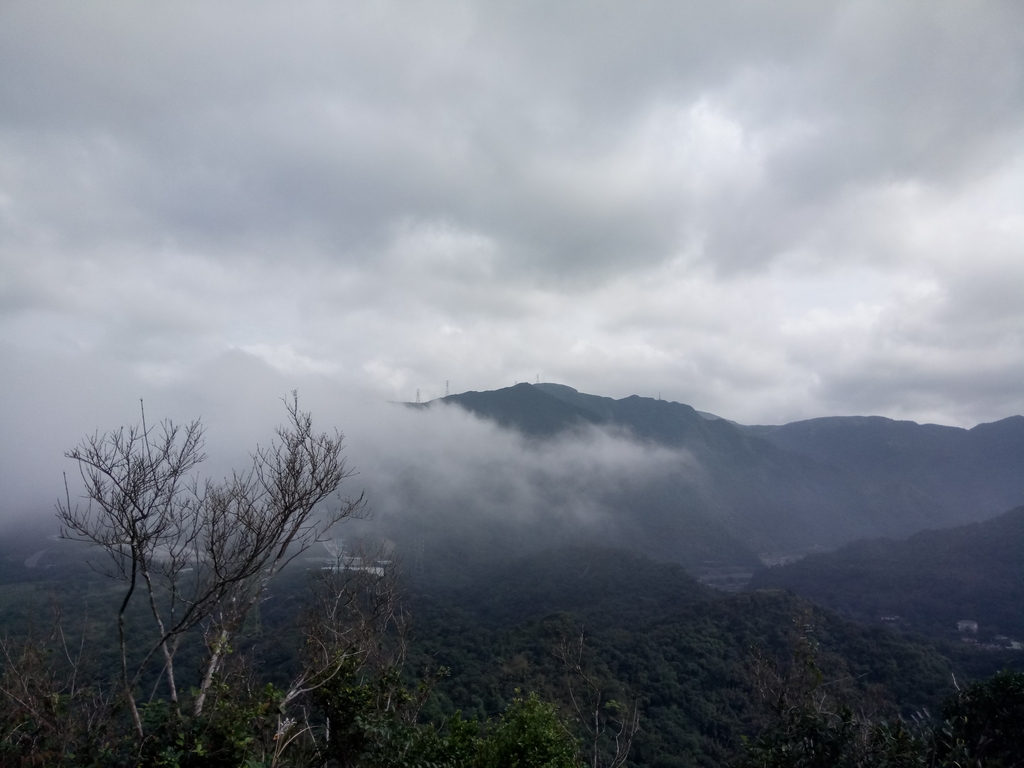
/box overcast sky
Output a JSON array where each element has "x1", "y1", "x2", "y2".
[{"x1": 2, "y1": 2, "x2": 1024, "y2": 513}]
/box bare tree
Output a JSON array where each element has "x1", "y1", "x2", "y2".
[
  {"x1": 269, "y1": 543, "x2": 440, "y2": 766},
  {"x1": 292, "y1": 541, "x2": 407, "y2": 704},
  {"x1": 555, "y1": 630, "x2": 641, "y2": 768},
  {"x1": 57, "y1": 394, "x2": 365, "y2": 737}
]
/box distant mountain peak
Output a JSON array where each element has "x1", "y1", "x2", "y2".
[{"x1": 533, "y1": 382, "x2": 579, "y2": 395}]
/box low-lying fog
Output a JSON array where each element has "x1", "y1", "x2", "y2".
[{"x1": 0, "y1": 349, "x2": 702, "y2": 565}]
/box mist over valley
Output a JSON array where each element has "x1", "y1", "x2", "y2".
[{"x1": 4, "y1": 2, "x2": 1024, "y2": 763}]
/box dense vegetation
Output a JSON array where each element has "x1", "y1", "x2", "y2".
[
  {"x1": 429, "y1": 384, "x2": 1024, "y2": 558},
  {"x1": 401, "y1": 546, "x2": 1005, "y2": 767},
  {"x1": 3, "y1": 392, "x2": 1023, "y2": 765},
  {"x1": 751, "y1": 505, "x2": 1024, "y2": 642},
  {"x1": 6, "y1": 530, "x2": 1023, "y2": 767}
]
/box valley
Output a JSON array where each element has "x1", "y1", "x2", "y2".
[{"x1": 1, "y1": 383, "x2": 1022, "y2": 766}]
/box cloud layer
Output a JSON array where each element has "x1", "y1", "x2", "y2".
[{"x1": 2, "y1": 1, "x2": 1024, "y2": 513}]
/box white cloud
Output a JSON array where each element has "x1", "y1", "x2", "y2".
[
  {"x1": 240, "y1": 343, "x2": 340, "y2": 376},
  {"x1": 2, "y1": 0, "x2": 1024, "y2": 516}
]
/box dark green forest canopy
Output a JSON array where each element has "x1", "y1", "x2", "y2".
[
  {"x1": 0, "y1": 534, "x2": 991, "y2": 768},
  {"x1": 423, "y1": 385, "x2": 1024, "y2": 559},
  {"x1": 4, "y1": 388, "x2": 1024, "y2": 766},
  {"x1": 751, "y1": 504, "x2": 1024, "y2": 641}
]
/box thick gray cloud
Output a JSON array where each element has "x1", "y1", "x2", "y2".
[{"x1": 2, "y1": 1, "x2": 1024, "y2": 516}]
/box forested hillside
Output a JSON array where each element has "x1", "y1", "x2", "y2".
[
  {"x1": 410, "y1": 384, "x2": 1024, "y2": 567},
  {"x1": 750, "y1": 504, "x2": 1024, "y2": 643},
  {"x1": 3, "y1": 390, "x2": 1023, "y2": 765},
  {"x1": 402, "y1": 546, "x2": 967, "y2": 767},
  {"x1": 744, "y1": 415, "x2": 1024, "y2": 534},
  {"x1": 0, "y1": 531, "x2": 992, "y2": 768}
]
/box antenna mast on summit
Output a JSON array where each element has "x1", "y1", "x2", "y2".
[
  {"x1": 445, "y1": 380, "x2": 449, "y2": 396},
  {"x1": 416, "y1": 388, "x2": 421, "y2": 404}
]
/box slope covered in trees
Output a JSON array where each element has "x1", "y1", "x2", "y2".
[
  {"x1": 427, "y1": 384, "x2": 1024, "y2": 561},
  {"x1": 4, "y1": 517, "x2": 1023, "y2": 767},
  {"x1": 750, "y1": 504, "x2": 1024, "y2": 642},
  {"x1": 0, "y1": 535, "x2": 988, "y2": 767},
  {"x1": 744, "y1": 415, "x2": 1024, "y2": 534},
  {"x1": 4, "y1": 395, "x2": 1024, "y2": 766}
]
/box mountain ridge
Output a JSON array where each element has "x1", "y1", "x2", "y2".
[{"x1": 416, "y1": 383, "x2": 1024, "y2": 562}]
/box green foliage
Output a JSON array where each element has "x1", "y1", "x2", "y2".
[
  {"x1": 4, "y1": 540, "x2": 1022, "y2": 768},
  {"x1": 736, "y1": 667, "x2": 1024, "y2": 768},
  {"x1": 408, "y1": 557, "x2": 960, "y2": 768},
  {"x1": 937, "y1": 670, "x2": 1024, "y2": 766},
  {"x1": 751, "y1": 505, "x2": 1024, "y2": 644},
  {"x1": 0, "y1": 635, "x2": 583, "y2": 768},
  {"x1": 476, "y1": 692, "x2": 581, "y2": 768},
  {"x1": 313, "y1": 658, "x2": 439, "y2": 767},
  {"x1": 737, "y1": 706, "x2": 930, "y2": 768},
  {"x1": 136, "y1": 682, "x2": 285, "y2": 768},
  {"x1": 309, "y1": 655, "x2": 581, "y2": 768}
]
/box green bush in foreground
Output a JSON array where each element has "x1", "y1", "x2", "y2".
[
  {"x1": 737, "y1": 670, "x2": 1024, "y2": 768},
  {"x1": 0, "y1": 616, "x2": 582, "y2": 767}
]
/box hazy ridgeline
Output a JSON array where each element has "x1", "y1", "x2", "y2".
[
  {"x1": 364, "y1": 383, "x2": 1024, "y2": 574},
  {"x1": 1, "y1": 383, "x2": 1023, "y2": 766},
  {"x1": 7, "y1": 381, "x2": 1024, "y2": 569}
]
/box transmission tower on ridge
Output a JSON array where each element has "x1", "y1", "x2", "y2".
[
  {"x1": 445, "y1": 380, "x2": 449, "y2": 396},
  {"x1": 415, "y1": 388, "x2": 421, "y2": 404}
]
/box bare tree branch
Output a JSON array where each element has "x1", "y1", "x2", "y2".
[
  {"x1": 555, "y1": 629, "x2": 641, "y2": 768},
  {"x1": 55, "y1": 394, "x2": 365, "y2": 733}
]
